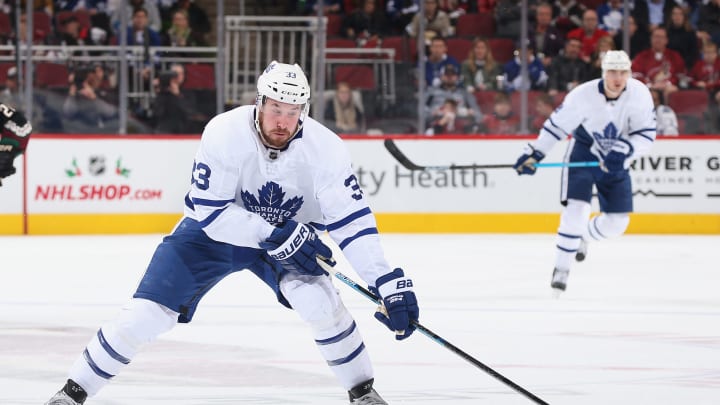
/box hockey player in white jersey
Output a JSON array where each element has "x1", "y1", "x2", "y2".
[
  {"x1": 46, "y1": 61, "x2": 419, "y2": 405},
  {"x1": 513, "y1": 50, "x2": 656, "y2": 292}
]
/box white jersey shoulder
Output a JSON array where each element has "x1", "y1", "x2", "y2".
[{"x1": 537, "y1": 78, "x2": 656, "y2": 158}]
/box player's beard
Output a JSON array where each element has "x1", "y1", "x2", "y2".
[{"x1": 259, "y1": 120, "x2": 296, "y2": 148}]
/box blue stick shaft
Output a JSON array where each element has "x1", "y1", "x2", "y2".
[{"x1": 536, "y1": 161, "x2": 599, "y2": 168}]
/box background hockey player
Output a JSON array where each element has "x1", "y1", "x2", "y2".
[
  {"x1": 512, "y1": 50, "x2": 656, "y2": 292},
  {"x1": 46, "y1": 61, "x2": 420, "y2": 405},
  {"x1": 0, "y1": 103, "x2": 32, "y2": 186}
]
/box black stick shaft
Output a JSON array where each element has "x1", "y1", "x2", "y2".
[{"x1": 334, "y1": 271, "x2": 550, "y2": 405}]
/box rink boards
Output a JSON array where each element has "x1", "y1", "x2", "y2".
[{"x1": 0, "y1": 134, "x2": 718, "y2": 234}]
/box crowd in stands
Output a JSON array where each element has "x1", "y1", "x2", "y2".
[
  {"x1": 0, "y1": 0, "x2": 718, "y2": 134},
  {"x1": 318, "y1": 0, "x2": 720, "y2": 135},
  {"x1": 0, "y1": 0, "x2": 211, "y2": 133}
]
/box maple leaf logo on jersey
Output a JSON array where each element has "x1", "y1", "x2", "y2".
[
  {"x1": 240, "y1": 182, "x2": 304, "y2": 225},
  {"x1": 591, "y1": 122, "x2": 619, "y2": 153}
]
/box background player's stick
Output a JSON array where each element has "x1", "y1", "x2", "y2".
[
  {"x1": 384, "y1": 138, "x2": 599, "y2": 171},
  {"x1": 332, "y1": 269, "x2": 550, "y2": 405}
]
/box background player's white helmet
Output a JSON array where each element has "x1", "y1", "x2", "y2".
[
  {"x1": 254, "y1": 61, "x2": 311, "y2": 143},
  {"x1": 601, "y1": 50, "x2": 632, "y2": 76}
]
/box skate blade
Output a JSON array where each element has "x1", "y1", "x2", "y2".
[{"x1": 551, "y1": 288, "x2": 564, "y2": 299}]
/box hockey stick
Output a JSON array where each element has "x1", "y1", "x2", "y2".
[
  {"x1": 384, "y1": 138, "x2": 599, "y2": 171},
  {"x1": 333, "y1": 270, "x2": 550, "y2": 405}
]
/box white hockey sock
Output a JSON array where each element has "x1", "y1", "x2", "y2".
[
  {"x1": 69, "y1": 299, "x2": 178, "y2": 396},
  {"x1": 555, "y1": 199, "x2": 591, "y2": 270},
  {"x1": 280, "y1": 273, "x2": 373, "y2": 391}
]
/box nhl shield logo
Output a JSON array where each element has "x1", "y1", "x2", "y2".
[{"x1": 88, "y1": 156, "x2": 106, "y2": 176}]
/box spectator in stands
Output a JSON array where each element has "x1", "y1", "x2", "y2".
[
  {"x1": 588, "y1": 34, "x2": 615, "y2": 78},
  {"x1": 438, "y1": 0, "x2": 470, "y2": 25},
  {"x1": 494, "y1": 0, "x2": 524, "y2": 39},
  {"x1": 552, "y1": 0, "x2": 584, "y2": 37},
  {"x1": 596, "y1": 0, "x2": 623, "y2": 36},
  {"x1": 125, "y1": 7, "x2": 161, "y2": 46},
  {"x1": 566, "y1": 9, "x2": 610, "y2": 63},
  {"x1": 461, "y1": 37, "x2": 503, "y2": 92},
  {"x1": 406, "y1": 0, "x2": 453, "y2": 42},
  {"x1": 162, "y1": 8, "x2": 206, "y2": 47},
  {"x1": 49, "y1": 14, "x2": 87, "y2": 46},
  {"x1": 531, "y1": 2, "x2": 566, "y2": 65},
  {"x1": 480, "y1": 92, "x2": 520, "y2": 133},
  {"x1": 0, "y1": 66, "x2": 20, "y2": 109},
  {"x1": 666, "y1": 5, "x2": 699, "y2": 70},
  {"x1": 152, "y1": 66, "x2": 204, "y2": 133},
  {"x1": 632, "y1": 26, "x2": 686, "y2": 98},
  {"x1": 530, "y1": 92, "x2": 554, "y2": 132},
  {"x1": 651, "y1": 89, "x2": 679, "y2": 135},
  {"x1": 425, "y1": 36, "x2": 461, "y2": 87},
  {"x1": 169, "y1": 0, "x2": 211, "y2": 39},
  {"x1": 386, "y1": 0, "x2": 419, "y2": 35},
  {"x1": 55, "y1": 0, "x2": 113, "y2": 37},
  {"x1": 690, "y1": 40, "x2": 720, "y2": 129},
  {"x1": 632, "y1": 0, "x2": 675, "y2": 33},
  {"x1": 63, "y1": 66, "x2": 119, "y2": 132},
  {"x1": 698, "y1": 0, "x2": 720, "y2": 46},
  {"x1": 4, "y1": 13, "x2": 44, "y2": 46},
  {"x1": 613, "y1": 15, "x2": 649, "y2": 59},
  {"x1": 502, "y1": 44, "x2": 549, "y2": 91},
  {"x1": 547, "y1": 37, "x2": 589, "y2": 96},
  {"x1": 428, "y1": 98, "x2": 461, "y2": 134},
  {"x1": 340, "y1": 0, "x2": 388, "y2": 44},
  {"x1": 425, "y1": 64, "x2": 483, "y2": 133},
  {"x1": 111, "y1": 0, "x2": 162, "y2": 32},
  {"x1": 324, "y1": 81, "x2": 366, "y2": 134}
]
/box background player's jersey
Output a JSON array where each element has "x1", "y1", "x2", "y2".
[
  {"x1": 184, "y1": 105, "x2": 391, "y2": 285},
  {"x1": 532, "y1": 78, "x2": 656, "y2": 162}
]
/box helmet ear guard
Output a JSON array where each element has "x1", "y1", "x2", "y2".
[{"x1": 254, "y1": 61, "x2": 311, "y2": 144}]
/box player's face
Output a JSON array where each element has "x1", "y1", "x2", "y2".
[
  {"x1": 603, "y1": 70, "x2": 630, "y2": 96},
  {"x1": 259, "y1": 99, "x2": 303, "y2": 148}
]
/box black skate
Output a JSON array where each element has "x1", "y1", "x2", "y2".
[
  {"x1": 45, "y1": 379, "x2": 86, "y2": 405},
  {"x1": 551, "y1": 267, "x2": 570, "y2": 292},
  {"x1": 575, "y1": 239, "x2": 587, "y2": 262},
  {"x1": 349, "y1": 378, "x2": 388, "y2": 404}
]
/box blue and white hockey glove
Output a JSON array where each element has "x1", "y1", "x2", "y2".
[
  {"x1": 260, "y1": 220, "x2": 334, "y2": 277},
  {"x1": 370, "y1": 268, "x2": 419, "y2": 340},
  {"x1": 601, "y1": 140, "x2": 633, "y2": 175},
  {"x1": 513, "y1": 144, "x2": 545, "y2": 175}
]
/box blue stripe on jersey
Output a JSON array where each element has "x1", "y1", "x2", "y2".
[
  {"x1": 315, "y1": 322, "x2": 357, "y2": 345},
  {"x1": 83, "y1": 349, "x2": 114, "y2": 379},
  {"x1": 558, "y1": 232, "x2": 581, "y2": 239},
  {"x1": 309, "y1": 221, "x2": 327, "y2": 231},
  {"x1": 198, "y1": 206, "x2": 229, "y2": 228},
  {"x1": 556, "y1": 244, "x2": 578, "y2": 253},
  {"x1": 326, "y1": 342, "x2": 365, "y2": 366},
  {"x1": 548, "y1": 117, "x2": 569, "y2": 136},
  {"x1": 184, "y1": 193, "x2": 194, "y2": 210},
  {"x1": 97, "y1": 329, "x2": 130, "y2": 365},
  {"x1": 591, "y1": 217, "x2": 607, "y2": 239},
  {"x1": 628, "y1": 127, "x2": 655, "y2": 137},
  {"x1": 191, "y1": 197, "x2": 235, "y2": 207},
  {"x1": 542, "y1": 125, "x2": 563, "y2": 140},
  {"x1": 326, "y1": 207, "x2": 372, "y2": 231},
  {"x1": 339, "y1": 227, "x2": 378, "y2": 250}
]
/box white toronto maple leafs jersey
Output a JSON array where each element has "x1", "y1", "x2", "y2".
[
  {"x1": 532, "y1": 78, "x2": 656, "y2": 160},
  {"x1": 184, "y1": 105, "x2": 391, "y2": 285}
]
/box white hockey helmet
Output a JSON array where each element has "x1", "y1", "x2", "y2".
[
  {"x1": 254, "y1": 61, "x2": 311, "y2": 142},
  {"x1": 601, "y1": 50, "x2": 632, "y2": 75}
]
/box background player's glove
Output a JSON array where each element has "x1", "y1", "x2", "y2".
[
  {"x1": 260, "y1": 220, "x2": 334, "y2": 276},
  {"x1": 1, "y1": 106, "x2": 31, "y2": 139},
  {"x1": 0, "y1": 151, "x2": 16, "y2": 180},
  {"x1": 513, "y1": 144, "x2": 545, "y2": 175},
  {"x1": 370, "y1": 268, "x2": 419, "y2": 340},
  {"x1": 601, "y1": 140, "x2": 633, "y2": 175}
]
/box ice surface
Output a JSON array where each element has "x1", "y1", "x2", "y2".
[{"x1": 1, "y1": 233, "x2": 719, "y2": 404}]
